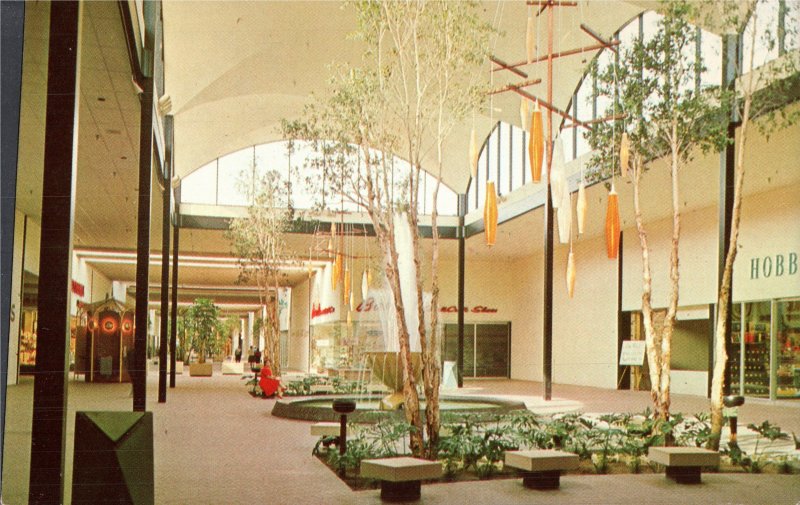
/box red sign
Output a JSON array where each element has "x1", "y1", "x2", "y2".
[
  {"x1": 356, "y1": 298, "x2": 377, "y2": 313},
  {"x1": 71, "y1": 280, "x2": 85, "y2": 297},
  {"x1": 311, "y1": 303, "x2": 335, "y2": 319}
]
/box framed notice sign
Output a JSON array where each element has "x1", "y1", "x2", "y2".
[{"x1": 619, "y1": 340, "x2": 646, "y2": 366}]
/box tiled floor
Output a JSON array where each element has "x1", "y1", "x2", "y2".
[{"x1": 2, "y1": 370, "x2": 799, "y2": 504}]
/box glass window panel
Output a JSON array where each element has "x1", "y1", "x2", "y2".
[
  {"x1": 742, "y1": 301, "x2": 772, "y2": 397},
  {"x1": 254, "y1": 142, "x2": 289, "y2": 207},
  {"x1": 619, "y1": 17, "x2": 640, "y2": 47},
  {"x1": 498, "y1": 124, "x2": 511, "y2": 195},
  {"x1": 576, "y1": 126, "x2": 592, "y2": 159},
  {"x1": 642, "y1": 11, "x2": 661, "y2": 45},
  {"x1": 474, "y1": 323, "x2": 509, "y2": 377},
  {"x1": 787, "y1": 1, "x2": 800, "y2": 51},
  {"x1": 576, "y1": 75, "x2": 594, "y2": 122},
  {"x1": 743, "y1": 0, "x2": 780, "y2": 71},
  {"x1": 217, "y1": 147, "x2": 253, "y2": 206},
  {"x1": 775, "y1": 299, "x2": 800, "y2": 399},
  {"x1": 560, "y1": 126, "x2": 574, "y2": 162},
  {"x1": 510, "y1": 125, "x2": 525, "y2": 189},
  {"x1": 180, "y1": 160, "x2": 217, "y2": 204},
  {"x1": 700, "y1": 31, "x2": 722, "y2": 88},
  {"x1": 443, "y1": 324, "x2": 475, "y2": 377}
]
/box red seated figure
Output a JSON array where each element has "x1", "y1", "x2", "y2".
[{"x1": 259, "y1": 363, "x2": 282, "y2": 398}]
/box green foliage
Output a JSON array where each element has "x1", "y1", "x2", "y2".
[
  {"x1": 585, "y1": 0, "x2": 730, "y2": 182},
  {"x1": 437, "y1": 414, "x2": 517, "y2": 479},
  {"x1": 184, "y1": 298, "x2": 224, "y2": 363}
]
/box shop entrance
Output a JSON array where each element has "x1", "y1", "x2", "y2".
[
  {"x1": 729, "y1": 298, "x2": 800, "y2": 400},
  {"x1": 442, "y1": 323, "x2": 510, "y2": 378}
]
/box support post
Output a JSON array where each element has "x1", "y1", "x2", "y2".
[
  {"x1": 717, "y1": 33, "x2": 739, "y2": 397},
  {"x1": 158, "y1": 162, "x2": 170, "y2": 402},
  {"x1": 457, "y1": 193, "x2": 466, "y2": 388},
  {"x1": 133, "y1": 77, "x2": 153, "y2": 412},
  {"x1": 28, "y1": 3, "x2": 80, "y2": 502},
  {"x1": 542, "y1": 2, "x2": 555, "y2": 401},
  {"x1": 1, "y1": 0, "x2": 25, "y2": 483},
  {"x1": 170, "y1": 223, "x2": 179, "y2": 388}
]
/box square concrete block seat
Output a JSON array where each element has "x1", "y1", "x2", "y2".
[
  {"x1": 221, "y1": 361, "x2": 244, "y2": 375},
  {"x1": 504, "y1": 450, "x2": 579, "y2": 490},
  {"x1": 361, "y1": 457, "x2": 442, "y2": 502},
  {"x1": 310, "y1": 422, "x2": 340, "y2": 437},
  {"x1": 310, "y1": 384, "x2": 334, "y2": 394},
  {"x1": 648, "y1": 447, "x2": 720, "y2": 484}
]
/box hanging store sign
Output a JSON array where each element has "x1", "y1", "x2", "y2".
[
  {"x1": 71, "y1": 280, "x2": 85, "y2": 297},
  {"x1": 749, "y1": 252, "x2": 797, "y2": 280},
  {"x1": 440, "y1": 305, "x2": 498, "y2": 314}
]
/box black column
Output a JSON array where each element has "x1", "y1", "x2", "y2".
[
  {"x1": 28, "y1": 3, "x2": 80, "y2": 503},
  {"x1": 133, "y1": 78, "x2": 153, "y2": 412},
  {"x1": 170, "y1": 223, "x2": 179, "y2": 388},
  {"x1": 543, "y1": 176, "x2": 554, "y2": 401},
  {"x1": 456, "y1": 193, "x2": 466, "y2": 388},
  {"x1": 1, "y1": 0, "x2": 25, "y2": 481},
  {"x1": 616, "y1": 232, "x2": 631, "y2": 389},
  {"x1": 717, "y1": 34, "x2": 740, "y2": 397},
  {"x1": 158, "y1": 165, "x2": 170, "y2": 402}
]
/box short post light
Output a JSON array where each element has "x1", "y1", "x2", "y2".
[
  {"x1": 723, "y1": 395, "x2": 745, "y2": 447},
  {"x1": 332, "y1": 398, "x2": 356, "y2": 458}
]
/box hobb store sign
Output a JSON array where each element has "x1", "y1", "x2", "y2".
[{"x1": 749, "y1": 252, "x2": 798, "y2": 280}]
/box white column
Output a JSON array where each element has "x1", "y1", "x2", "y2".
[{"x1": 247, "y1": 311, "x2": 254, "y2": 353}]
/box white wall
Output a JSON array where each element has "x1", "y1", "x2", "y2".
[
  {"x1": 289, "y1": 277, "x2": 310, "y2": 371},
  {"x1": 553, "y1": 235, "x2": 619, "y2": 389}
]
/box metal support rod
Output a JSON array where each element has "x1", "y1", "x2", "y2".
[
  {"x1": 492, "y1": 41, "x2": 620, "y2": 75},
  {"x1": 581, "y1": 24, "x2": 617, "y2": 54},
  {"x1": 170, "y1": 224, "x2": 179, "y2": 388},
  {"x1": 561, "y1": 112, "x2": 626, "y2": 129},
  {"x1": 457, "y1": 194, "x2": 466, "y2": 388},
  {"x1": 489, "y1": 55, "x2": 527, "y2": 78},
  {"x1": 512, "y1": 88, "x2": 591, "y2": 130},
  {"x1": 542, "y1": 2, "x2": 555, "y2": 402},
  {"x1": 487, "y1": 78, "x2": 542, "y2": 95},
  {"x1": 28, "y1": 4, "x2": 80, "y2": 502},
  {"x1": 133, "y1": 78, "x2": 153, "y2": 412},
  {"x1": 158, "y1": 163, "x2": 171, "y2": 402}
]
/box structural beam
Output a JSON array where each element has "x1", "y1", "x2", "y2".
[
  {"x1": 170, "y1": 221, "x2": 179, "y2": 388},
  {"x1": 488, "y1": 78, "x2": 542, "y2": 96},
  {"x1": 133, "y1": 78, "x2": 153, "y2": 412},
  {"x1": 542, "y1": 2, "x2": 555, "y2": 401},
  {"x1": 489, "y1": 56, "x2": 527, "y2": 78},
  {"x1": 158, "y1": 159, "x2": 171, "y2": 403},
  {"x1": 28, "y1": 3, "x2": 80, "y2": 503},
  {"x1": 457, "y1": 194, "x2": 466, "y2": 388},
  {"x1": 492, "y1": 41, "x2": 620, "y2": 75},
  {"x1": 581, "y1": 24, "x2": 618, "y2": 54}
]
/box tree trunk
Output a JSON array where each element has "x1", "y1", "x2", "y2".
[{"x1": 709, "y1": 90, "x2": 751, "y2": 450}]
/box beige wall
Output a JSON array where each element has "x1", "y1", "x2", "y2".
[{"x1": 289, "y1": 277, "x2": 310, "y2": 371}]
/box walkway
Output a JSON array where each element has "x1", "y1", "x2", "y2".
[{"x1": 2, "y1": 372, "x2": 799, "y2": 504}]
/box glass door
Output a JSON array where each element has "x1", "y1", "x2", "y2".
[
  {"x1": 742, "y1": 301, "x2": 771, "y2": 398},
  {"x1": 775, "y1": 298, "x2": 800, "y2": 399},
  {"x1": 444, "y1": 323, "x2": 509, "y2": 378}
]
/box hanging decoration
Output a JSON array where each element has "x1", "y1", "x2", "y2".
[
  {"x1": 344, "y1": 266, "x2": 351, "y2": 303},
  {"x1": 484, "y1": 181, "x2": 498, "y2": 246},
  {"x1": 333, "y1": 253, "x2": 342, "y2": 290},
  {"x1": 576, "y1": 179, "x2": 587, "y2": 235},
  {"x1": 526, "y1": 12, "x2": 536, "y2": 64},
  {"x1": 556, "y1": 188, "x2": 571, "y2": 244},
  {"x1": 469, "y1": 125, "x2": 479, "y2": 179},
  {"x1": 528, "y1": 102, "x2": 544, "y2": 183},
  {"x1": 566, "y1": 249, "x2": 576, "y2": 298},
  {"x1": 349, "y1": 291, "x2": 355, "y2": 312},
  {"x1": 549, "y1": 137, "x2": 566, "y2": 209},
  {"x1": 361, "y1": 269, "x2": 369, "y2": 300},
  {"x1": 620, "y1": 132, "x2": 630, "y2": 178},
  {"x1": 519, "y1": 98, "x2": 530, "y2": 132},
  {"x1": 605, "y1": 184, "x2": 621, "y2": 259}
]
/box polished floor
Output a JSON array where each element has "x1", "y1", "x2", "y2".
[{"x1": 2, "y1": 367, "x2": 799, "y2": 504}]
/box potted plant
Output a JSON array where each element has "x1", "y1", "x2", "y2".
[{"x1": 185, "y1": 298, "x2": 223, "y2": 377}]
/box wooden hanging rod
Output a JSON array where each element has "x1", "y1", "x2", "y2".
[
  {"x1": 527, "y1": 1, "x2": 578, "y2": 16},
  {"x1": 488, "y1": 78, "x2": 542, "y2": 96},
  {"x1": 562, "y1": 112, "x2": 627, "y2": 129},
  {"x1": 489, "y1": 56, "x2": 527, "y2": 78},
  {"x1": 491, "y1": 40, "x2": 620, "y2": 74},
  {"x1": 512, "y1": 88, "x2": 591, "y2": 130},
  {"x1": 580, "y1": 24, "x2": 617, "y2": 54}
]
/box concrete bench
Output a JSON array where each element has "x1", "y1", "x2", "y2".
[
  {"x1": 504, "y1": 450, "x2": 579, "y2": 490},
  {"x1": 221, "y1": 361, "x2": 243, "y2": 375},
  {"x1": 361, "y1": 457, "x2": 442, "y2": 502},
  {"x1": 647, "y1": 447, "x2": 720, "y2": 484}
]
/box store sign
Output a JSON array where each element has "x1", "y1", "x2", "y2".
[
  {"x1": 440, "y1": 305, "x2": 498, "y2": 314},
  {"x1": 71, "y1": 280, "x2": 85, "y2": 297},
  {"x1": 749, "y1": 252, "x2": 797, "y2": 280},
  {"x1": 311, "y1": 304, "x2": 335, "y2": 319},
  {"x1": 356, "y1": 298, "x2": 377, "y2": 313}
]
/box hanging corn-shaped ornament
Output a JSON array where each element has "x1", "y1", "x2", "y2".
[
  {"x1": 484, "y1": 181, "x2": 498, "y2": 246},
  {"x1": 526, "y1": 13, "x2": 535, "y2": 64},
  {"x1": 557, "y1": 189, "x2": 571, "y2": 244},
  {"x1": 576, "y1": 180, "x2": 587, "y2": 235},
  {"x1": 550, "y1": 137, "x2": 566, "y2": 209},
  {"x1": 347, "y1": 309, "x2": 352, "y2": 327},
  {"x1": 566, "y1": 249, "x2": 576, "y2": 298},
  {"x1": 528, "y1": 102, "x2": 544, "y2": 183},
  {"x1": 519, "y1": 98, "x2": 530, "y2": 132},
  {"x1": 330, "y1": 223, "x2": 336, "y2": 257},
  {"x1": 333, "y1": 253, "x2": 342, "y2": 290},
  {"x1": 469, "y1": 126, "x2": 479, "y2": 179},
  {"x1": 620, "y1": 132, "x2": 630, "y2": 178},
  {"x1": 361, "y1": 269, "x2": 369, "y2": 300},
  {"x1": 349, "y1": 291, "x2": 355, "y2": 312},
  {"x1": 605, "y1": 184, "x2": 621, "y2": 259},
  {"x1": 343, "y1": 266, "x2": 351, "y2": 302}
]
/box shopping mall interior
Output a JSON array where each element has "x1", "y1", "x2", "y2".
[{"x1": 1, "y1": 1, "x2": 799, "y2": 504}]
